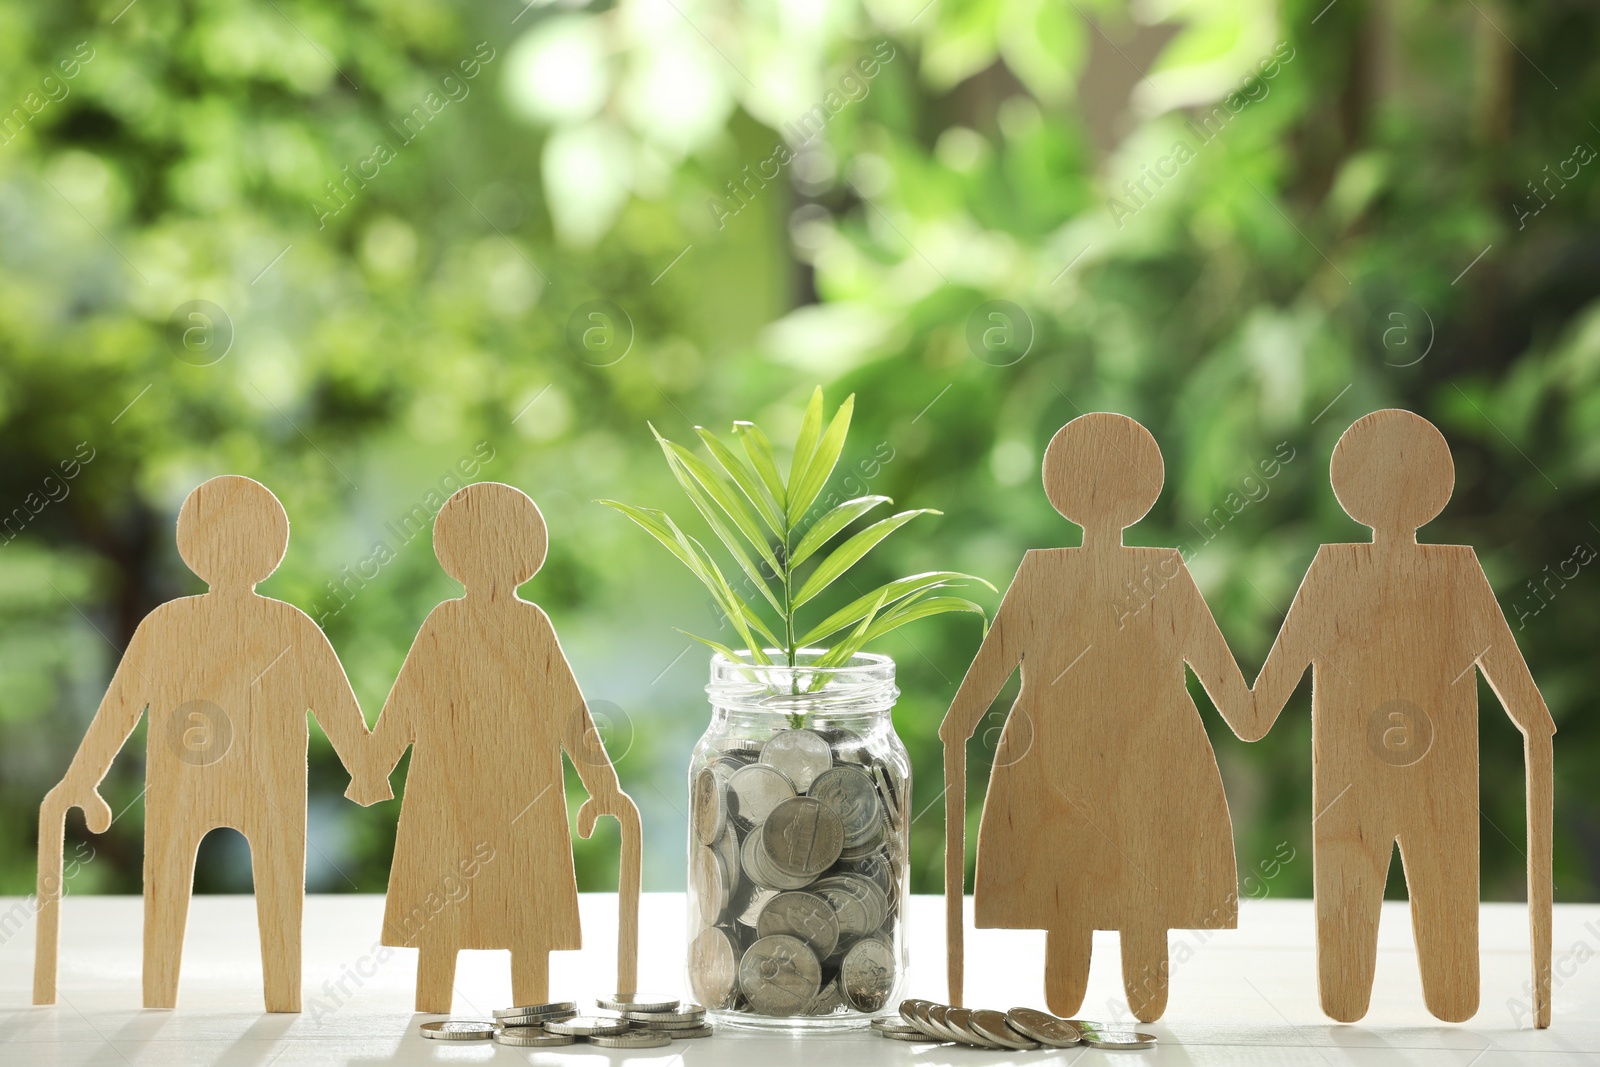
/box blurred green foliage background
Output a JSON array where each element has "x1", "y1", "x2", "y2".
[{"x1": 1, "y1": 0, "x2": 1596, "y2": 912}]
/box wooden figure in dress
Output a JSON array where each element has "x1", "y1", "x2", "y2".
[
  {"x1": 940, "y1": 413, "x2": 1256, "y2": 1022},
  {"x1": 35, "y1": 475, "x2": 375, "y2": 1011},
  {"x1": 350, "y1": 481, "x2": 642, "y2": 1013},
  {"x1": 1249, "y1": 409, "x2": 1555, "y2": 1027}
]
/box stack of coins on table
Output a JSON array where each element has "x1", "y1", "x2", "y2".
[
  {"x1": 418, "y1": 995, "x2": 712, "y2": 1047},
  {"x1": 688, "y1": 726, "x2": 906, "y2": 1018},
  {"x1": 879, "y1": 1000, "x2": 1157, "y2": 1051}
]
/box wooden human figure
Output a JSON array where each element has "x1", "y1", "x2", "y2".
[
  {"x1": 1250, "y1": 409, "x2": 1555, "y2": 1027},
  {"x1": 35, "y1": 476, "x2": 374, "y2": 1011},
  {"x1": 940, "y1": 413, "x2": 1256, "y2": 1022},
  {"x1": 351, "y1": 481, "x2": 642, "y2": 1013}
]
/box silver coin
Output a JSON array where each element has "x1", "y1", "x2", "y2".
[
  {"x1": 880, "y1": 1028, "x2": 936, "y2": 1042},
  {"x1": 727, "y1": 763, "x2": 795, "y2": 824},
  {"x1": 1006, "y1": 1007, "x2": 1082, "y2": 1047},
  {"x1": 492, "y1": 1000, "x2": 577, "y2": 1021},
  {"x1": 544, "y1": 1014, "x2": 630, "y2": 1036},
  {"x1": 738, "y1": 934, "x2": 821, "y2": 1016},
  {"x1": 1074, "y1": 1022, "x2": 1157, "y2": 1049},
  {"x1": 969, "y1": 1009, "x2": 1040, "y2": 1050},
  {"x1": 870, "y1": 1016, "x2": 921, "y2": 1035},
  {"x1": 626, "y1": 1015, "x2": 707, "y2": 1030},
  {"x1": 419, "y1": 1020, "x2": 497, "y2": 1041},
  {"x1": 736, "y1": 885, "x2": 780, "y2": 927},
  {"x1": 493, "y1": 1008, "x2": 577, "y2": 1026},
  {"x1": 926, "y1": 1004, "x2": 970, "y2": 1043},
  {"x1": 841, "y1": 852, "x2": 895, "y2": 896},
  {"x1": 691, "y1": 845, "x2": 731, "y2": 927},
  {"x1": 756, "y1": 891, "x2": 840, "y2": 958},
  {"x1": 807, "y1": 978, "x2": 845, "y2": 1015},
  {"x1": 742, "y1": 827, "x2": 811, "y2": 891},
  {"x1": 906, "y1": 1000, "x2": 950, "y2": 1042},
  {"x1": 671, "y1": 1024, "x2": 715, "y2": 1038},
  {"x1": 840, "y1": 938, "x2": 895, "y2": 1012},
  {"x1": 762, "y1": 797, "x2": 845, "y2": 878},
  {"x1": 494, "y1": 1028, "x2": 575, "y2": 1046},
  {"x1": 719, "y1": 737, "x2": 763, "y2": 756},
  {"x1": 621, "y1": 1003, "x2": 704, "y2": 1023},
  {"x1": 808, "y1": 765, "x2": 882, "y2": 847},
  {"x1": 693, "y1": 768, "x2": 727, "y2": 846},
  {"x1": 810, "y1": 874, "x2": 888, "y2": 936},
  {"x1": 689, "y1": 927, "x2": 739, "y2": 1008},
  {"x1": 714, "y1": 825, "x2": 741, "y2": 888},
  {"x1": 898, "y1": 998, "x2": 931, "y2": 1028},
  {"x1": 760, "y1": 728, "x2": 833, "y2": 791},
  {"x1": 598, "y1": 993, "x2": 680, "y2": 1012},
  {"x1": 590, "y1": 1031, "x2": 673, "y2": 1048},
  {"x1": 943, "y1": 1006, "x2": 1000, "y2": 1048}
]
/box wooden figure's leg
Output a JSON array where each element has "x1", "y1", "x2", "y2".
[
  {"x1": 142, "y1": 822, "x2": 201, "y2": 1009},
  {"x1": 1314, "y1": 822, "x2": 1390, "y2": 1023},
  {"x1": 1043, "y1": 927, "x2": 1092, "y2": 1018},
  {"x1": 249, "y1": 819, "x2": 306, "y2": 1013},
  {"x1": 1399, "y1": 822, "x2": 1480, "y2": 1023},
  {"x1": 511, "y1": 948, "x2": 551, "y2": 1007},
  {"x1": 1119, "y1": 926, "x2": 1169, "y2": 1022},
  {"x1": 415, "y1": 943, "x2": 457, "y2": 1013}
]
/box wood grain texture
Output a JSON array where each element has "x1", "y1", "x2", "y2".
[
  {"x1": 940, "y1": 414, "x2": 1255, "y2": 1023},
  {"x1": 37, "y1": 475, "x2": 374, "y2": 1011},
  {"x1": 1251, "y1": 409, "x2": 1556, "y2": 1027},
  {"x1": 356, "y1": 482, "x2": 641, "y2": 1013}
]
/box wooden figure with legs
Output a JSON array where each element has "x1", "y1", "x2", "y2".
[
  {"x1": 940, "y1": 413, "x2": 1256, "y2": 1022},
  {"x1": 351, "y1": 481, "x2": 642, "y2": 1013},
  {"x1": 35, "y1": 475, "x2": 375, "y2": 1011},
  {"x1": 1249, "y1": 409, "x2": 1555, "y2": 1027}
]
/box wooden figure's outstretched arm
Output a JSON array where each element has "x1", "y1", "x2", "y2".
[
  {"x1": 1175, "y1": 564, "x2": 1255, "y2": 739},
  {"x1": 1468, "y1": 562, "x2": 1555, "y2": 1029},
  {"x1": 938, "y1": 571, "x2": 1026, "y2": 750},
  {"x1": 300, "y1": 624, "x2": 384, "y2": 804},
  {"x1": 50, "y1": 619, "x2": 159, "y2": 830},
  {"x1": 1248, "y1": 557, "x2": 1320, "y2": 742}
]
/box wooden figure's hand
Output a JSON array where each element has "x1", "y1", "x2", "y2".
[
  {"x1": 577, "y1": 787, "x2": 636, "y2": 839},
  {"x1": 45, "y1": 775, "x2": 112, "y2": 834}
]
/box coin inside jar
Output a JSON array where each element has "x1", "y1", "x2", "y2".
[
  {"x1": 692, "y1": 768, "x2": 726, "y2": 845},
  {"x1": 689, "y1": 926, "x2": 738, "y2": 1008},
  {"x1": 759, "y1": 728, "x2": 833, "y2": 791},
  {"x1": 761, "y1": 796, "x2": 845, "y2": 878},
  {"x1": 808, "y1": 765, "x2": 881, "y2": 846},
  {"x1": 727, "y1": 763, "x2": 796, "y2": 824},
  {"x1": 691, "y1": 845, "x2": 730, "y2": 926},
  {"x1": 737, "y1": 934, "x2": 821, "y2": 1016},
  {"x1": 840, "y1": 937, "x2": 895, "y2": 1012},
  {"x1": 754, "y1": 890, "x2": 839, "y2": 958}
]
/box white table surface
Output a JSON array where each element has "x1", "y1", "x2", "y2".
[{"x1": 2, "y1": 893, "x2": 1596, "y2": 1065}]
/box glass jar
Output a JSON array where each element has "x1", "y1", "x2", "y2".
[{"x1": 685, "y1": 650, "x2": 909, "y2": 1031}]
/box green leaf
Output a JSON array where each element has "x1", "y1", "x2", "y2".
[
  {"x1": 789, "y1": 494, "x2": 889, "y2": 567},
  {"x1": 642, "y1": 454, "x2": 782, "y2": 617},
  {"x1": 734, "y1": 421, "x2": 786, "y2": 513},
  {"x1": 861, "y1": 595, "x2": 988, "y2": 643},
  {"x1": 796, "y1": 570, "x2": 995, "y2": 646},
  {"x1": 791, "y1": 509, "x2": 939, "y2": 608},
  {"x1": 786, "y1": 386, "x2": 826, "y2": 509},
  {"x1": 596, "y1": 500, "x2": 701, "y2": 572},
  {"x1": 681, "y1": 531, "x2": 774, "y2": 666},
  {"x1": 696, "y1": 425, "x2": 784, "y2": 535},
  {"x1": 787, "y1": 392, "x2": 854, "y2": 527},
  {"x1": 655, "y1": 429, "x2": 783, "y2": 581},
  {"x1": 810, "y1": 587, "x2": 891, "y2": 670},
  {"x1": 676, "y1": 629, "x2": 755, "y2": 670}
]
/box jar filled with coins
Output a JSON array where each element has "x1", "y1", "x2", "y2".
[{"x1": 687, "y1": 650, "x2": 909, "y2": 1031}]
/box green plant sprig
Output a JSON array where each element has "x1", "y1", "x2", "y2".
[{"x1": 599, "y1": 388, "x2": 992, "y2": 679}]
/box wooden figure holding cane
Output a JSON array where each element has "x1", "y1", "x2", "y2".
[
  {"x1": 1248, "y1": 409, "x2": 1555, "y2": 1027},
  {"x1": 35, "y1": 475, "x2": 375, "y2": 1011},
  {"x1": 350, "y1": 482, "x2": 642, "y2": 1012},
  {"x1": 940, "y1": 413, "x2": 1257, "y2": 1022}
]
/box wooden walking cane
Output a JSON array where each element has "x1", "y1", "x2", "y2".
[
  {"x1": 580, "y1": 795, "x2": 642, "y2": 995},
  {"x1": 32, "y1": 790, "x2": 69, "y2": 1005},
  {"x1": 1528, "y1": 730, "x2": 1554, "y2": 1028},
  {"x1": 944, "y1": 738, "x2": 966, "y2": 1008}
]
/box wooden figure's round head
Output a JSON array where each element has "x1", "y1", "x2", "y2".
[
  {"x1": 433, "y1": 482, "x2": 547, "y2": 592},
  {"x1": 176, "y1": 476, "x2": 289, "y2": 590},
  {"x1": 1042, "y1": 413, "x2": 1164, "y2": 537},
  {"x1": 1330, "y1": 409, "x2": 1454, "y2": 540}
]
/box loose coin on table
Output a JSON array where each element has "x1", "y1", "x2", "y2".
[
  {"x1": 871, "y1": 1016, "x2": 922, "y2": 1037},
  {"x1": 493, "y1": 1000, "x2": 576, "y2": 1021},
  {"x1": 543, "y1": 1015, "x2": 630, "y2": 1037},
  {"x1": 494, "y1": 1029, "x2": 575, "y2": 1047},
  {"x1": 1074, "y1": 1022, "x2": 1158, "y2": 1050},
  {"x1": 672, "y1": 1025, "x2": 716, "y2": 1038},
  {"x1": 591, "y1": 1031, "x2": 674, "y2": 1049},
  {"x1": 419, "y1": 1020, "x2": 497, "y2": 1041},
  {"x1": 944, "y1": 1007, "x2": 1001, "y2": 1048},
  {"x1": 969, "y1": 1009, "x2": 1041, "y2": 1050},
  {"x1": 599, "y1": 993, "x2": 680, "y2": 1012},
  {"x1": 1005, "y1": 1007, "x2": 1082, "y2": 1047}
]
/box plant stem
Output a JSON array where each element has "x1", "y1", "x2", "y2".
[{"x1": 781, "y1": 516, "x2": 800, "y2": 698}]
